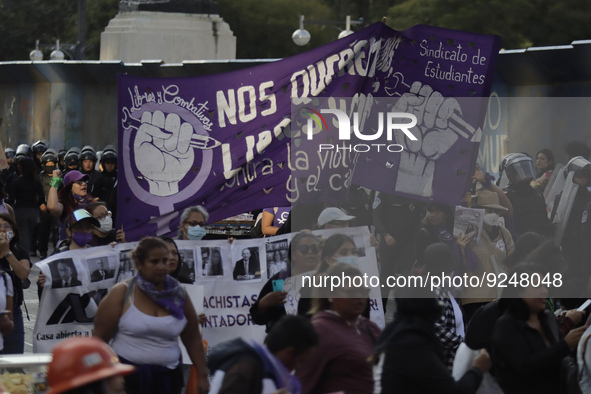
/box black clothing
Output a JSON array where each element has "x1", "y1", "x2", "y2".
[
  {"x1": 91, "y1": 170, "x2": 117, "y2": 210},
  {"x1": 340, "y1": 185, "x2": 375, "y2": 227},
  {"x1": 7, "y1": 177, "x2": 44, "y2": 209},
  {"x1": 492, "y1": 308, "x2": 569, "y2": 394},
  {"x1": 83, "y1": 169, "x2": 100, "y2": 196},
  {"x1": 90, "y1": 269, "x2": 114, "y2": 282},
  {"x1": 250, "y1": 270, "x2": 291, "y2": 332},
  {"x1": 89, "y1": 231, "x2": 117, "y2": 247},
  {"x1": 374, "y1": 313, "x2": 483, "y2": 393},
  {"x1": 464, "y1": 299, "x2": 503, "y2": 353},
  {"x1": 504, "y1": 183, "x2": 551, "y2": 238},
  {"x1": 373, "y1": 193, "x2": 423, "y2": 279}
]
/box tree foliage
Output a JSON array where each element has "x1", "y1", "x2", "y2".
[
  {"x1": 2, "y1": 0, "x2": 591, "y2": 60},
  {"x1": 385, "y1": 0, "x2": 591, "y2": 49}
]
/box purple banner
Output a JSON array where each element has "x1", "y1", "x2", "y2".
[{"x1": 118, "y1": 22, "x2": 501, "y2": 240}]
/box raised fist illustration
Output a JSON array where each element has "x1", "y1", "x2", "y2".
[
  {"x1": 391, "y1": 81, "x2": 475, "y2": 197},
  {"x1": 134, "y1": 110, "x2": 195, "y2": 196}
]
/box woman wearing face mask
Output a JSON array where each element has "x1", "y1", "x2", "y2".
[
  {"x1": 177, "y1": 206, "x2": 209, "y2": 241},
  {"x1": 47, "y1": 170, "x2": 95, "y2": 247},
  {"x1": 461, "y1": 190, "x2": 515, "y2": 323},
  {"x1": 315, "y1": 233, "x2": 358, "y2": 274},
  {"x1": 0, "y1": 213, "x2": 31, "y2": 355},
  {"x1": 86, "y1": 201, "x2": 126, "y2": 246},
  {"x1": 37, "y1": 210, "x2": 101, "y2": 298},
  {"x1": 303, "y1": 233, "x2": 371, "y2": 318}
]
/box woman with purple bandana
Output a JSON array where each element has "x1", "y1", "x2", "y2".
[{"x1": 94, "y1": 237, "x2": 209, "y2": 394}]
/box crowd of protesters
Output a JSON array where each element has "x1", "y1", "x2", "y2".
[{"x1": 2, "y1": 139, "x2": 591, "y2": 394}]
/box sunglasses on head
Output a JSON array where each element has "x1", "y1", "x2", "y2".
[{"x1": 296, "y1": 244, "x2": 320, "y2": 254}]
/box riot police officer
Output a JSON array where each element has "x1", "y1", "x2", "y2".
[
  {"x1": 502, "y1": 153, "x2": 552, "y2": 238},
  {"x1": 57, "y1": 149, "x2": 67, "y2": 171},
  {"x1": 91, "y1": 146, "x2": 118, "y2": 219},
  {"x1": 63, "y1": 147, "x2": 81, "y2": 175},
  {"x1": 80, "y1": 145, "x2": 99, "y2": 191},
  {"x1": 31, "y1": 140, "x2": 48, "y2": 173},
  {"x1": 551, "y1": 156, "x2": 591, "y2": 282}
]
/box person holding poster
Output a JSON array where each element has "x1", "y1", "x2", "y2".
[
  {"x1": 461, "y1": 190, "x2": 514, "y2": 323},
  {"x1": 93, "y1": 237, "x2": 208, "y2": 394},
  {"x1": 250, "y1": 233, "x2": 321, "y2": 332},
  {"x1": 177, "y1": 206, "x2": 209, "y2": 241},
  {"x1": 53, "y1": 209, "x2": 101, "y2": 255}
]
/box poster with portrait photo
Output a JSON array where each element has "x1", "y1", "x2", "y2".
[
  {"x1": 231, "y1": 244, "x2": 262, "y2": 283},
  {"x1": 178, "y1": 248, "x2": 196, "y2": 283},
  {"x1": 115, "y1": 248, "x2": 135, "y2": 283},
  {"x1": 86, "y1": 256, "x2": 116, "y2": 283},
  {"x1": 308, "y1": 227, "x2": 384, "y2": 328},
  {"x1": 200, "y1": 247, "x2": 224, "y2": 277},
  {"x1": 265, "y1": 239, "x2": 289, "y2": 279},
  {"x1": 48, "y1": 258, "x2": 83, "y2": 289}
]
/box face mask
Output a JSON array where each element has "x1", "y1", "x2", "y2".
[
  {"x1": 44, "y1": 165, "x2": 55, "y2": 173},
  {"x1": 5, "y1": 231, "x2": 13, "y2": 242},
  {"x1": 335, "y1": 255, "x2": 359, "y2": 267},
  {"x1": 483, "y1": 213, "x2": 500, "y2": 227},
  {"x1": 98, "y1": 216, "x2": 113, "y2": 233},
  {"x1": 72, "y1": 232, "x2": 93, "y2": 247},
  {"x1": 187, "y1": 225, "x2": 206, "y2": 241}
]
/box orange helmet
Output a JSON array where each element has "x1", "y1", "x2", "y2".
[{"x1": 47, "y1": 337, "x2": 135, "y2": 394}]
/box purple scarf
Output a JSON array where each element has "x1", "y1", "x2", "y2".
[{"x1": 135, "y1": 273, "x2": 185, "y2": 320}]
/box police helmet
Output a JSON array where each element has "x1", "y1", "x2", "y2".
[
  {"x1": 504, "y1": 153, "x2": 535, "y2": 185},
  {"x1": 80, "y1": 145, "x2": 97, "y2": 162},
  {"x1": 32, "y1": 140, "x2": 48, "y2": 154}
]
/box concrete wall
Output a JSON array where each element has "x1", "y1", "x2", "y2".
[{"x1": 100, "y1": 11, "x2": 236, "y2": 63}]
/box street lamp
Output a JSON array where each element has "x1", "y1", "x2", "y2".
[
  {"x1": 292, "y1": 15, "x2": 311, "y2": 46},
  {"x1": 292, "y1": 15, "x2": 363, "y2": 46},
  {"x1": 337, "y1": 16, "x2": 354, "y2": 39},
  {"x1": 29, "y1": 40, "x2": 43, "y2": 61},
  {"x1": 50, "y1": 40, "x2": 66, "y2": 61}
]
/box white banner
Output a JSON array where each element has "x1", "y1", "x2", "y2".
[{"x1": 33, "y1": 228, "x2": 383, "y2": 354}]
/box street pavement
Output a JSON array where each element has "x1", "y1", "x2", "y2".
[{"x1": 23, "y1": 260, "x2": 41, "y2": 354}]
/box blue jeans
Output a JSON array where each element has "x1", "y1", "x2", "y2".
[{"x1": 2, "y1": 307, "x2": 24, "y2": 354}]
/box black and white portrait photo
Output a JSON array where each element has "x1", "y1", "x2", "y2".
[
  {"x1": 232, "y1": 247, "x2": 261, "y2": 281},
  {"x1": 50, "y1": 258, "x2": 82, "y2": 288}
]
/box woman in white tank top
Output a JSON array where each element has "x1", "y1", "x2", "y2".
[{"x1": 94, "y1": 237, "x2": 209, "y2": 394}]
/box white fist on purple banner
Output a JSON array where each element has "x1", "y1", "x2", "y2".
[
  {"x1": 134, "y1": 110, "x2": 195, "y2": 196},
  {"x1": 391, "y1": 81, "x2": 478, "y2": 197}
]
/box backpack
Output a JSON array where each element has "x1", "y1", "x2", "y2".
[{"x1": 250, "y1": 208, "x2": 278, "y2": 238}]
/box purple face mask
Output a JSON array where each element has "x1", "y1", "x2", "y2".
[{"x1": 72, "y1": 232, "x2": 93, "y2": 247}]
